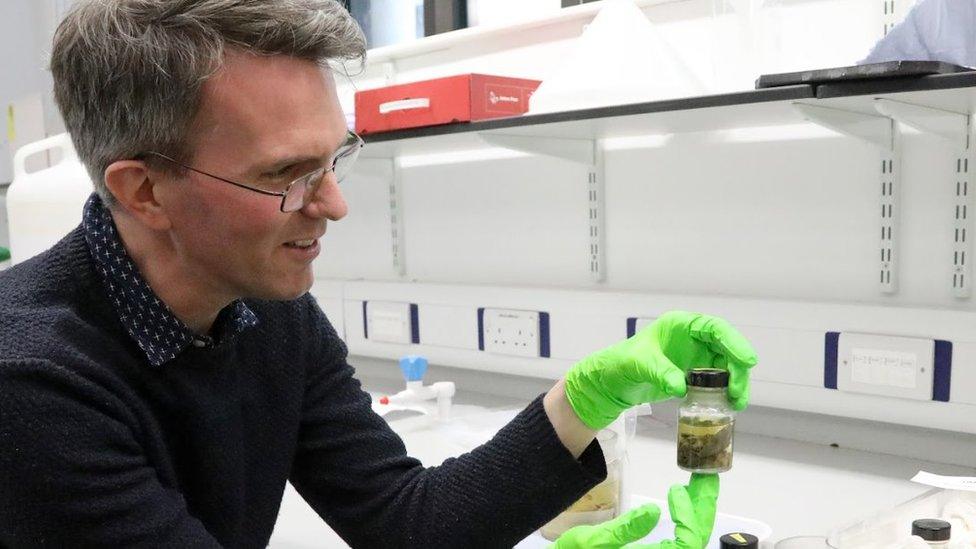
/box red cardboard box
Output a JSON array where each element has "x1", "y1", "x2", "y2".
[{"x1": 354, "y1": 74, "x2": 542, "y2": 135}]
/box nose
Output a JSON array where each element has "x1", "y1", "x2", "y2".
[{"x1": 301, "y1": 170, "x2": 348, "y2": 221}]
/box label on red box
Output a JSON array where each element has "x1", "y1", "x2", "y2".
[{"x1": 482, "y1": 84, "x2": 532, "y2": 115}]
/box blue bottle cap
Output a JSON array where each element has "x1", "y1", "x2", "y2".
[{"x1": 399, "y1": 355, "x2": 428, "y2": 382}]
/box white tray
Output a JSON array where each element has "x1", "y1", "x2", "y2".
[{"x1": 515, "y1": 495, "x2": 772, "y2": 548}]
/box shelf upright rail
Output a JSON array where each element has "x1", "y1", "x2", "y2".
[
  {"x1": 477, "y1": 133, "x2": 607, "y2": 283},
  {"x1": 793, "y1": 102, "x2": 902, "y2": 294},
  {"x1": 874, "y1": 98, "x2": 974, "y2": 298}
]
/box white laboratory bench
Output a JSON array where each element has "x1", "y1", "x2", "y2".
[
  {"x1": 269, "y1": 359, "x2": 976, "y2": 548},
  {"x1": 617, "y1": 414, "x2": 973, "y2": 541}
]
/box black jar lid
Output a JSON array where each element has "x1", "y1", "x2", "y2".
[
  {"x1": 719, "y1": 532, "x2": 758, "y2": 549},
  {"x1": 912, "y1": 519, "x2": 951, "y2": 541},
  {"x1": 688, "y1": 368, "x2": 729, "y2": 388}
]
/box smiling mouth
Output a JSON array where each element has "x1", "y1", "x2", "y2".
[{"x1": 284, "y1": 239, "x2": 316, "y2": 249}]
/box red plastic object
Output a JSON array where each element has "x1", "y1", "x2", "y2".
[
  {"x1": 354, "y1": 74, "x2": 542, "y2": 135},
  {"x1": 379, "y1": 396, "x2": 390, "y2": 405}
]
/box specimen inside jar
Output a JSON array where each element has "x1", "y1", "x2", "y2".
[{"x1": 677, "y1": 415, "x2": 734, "y2": 471}]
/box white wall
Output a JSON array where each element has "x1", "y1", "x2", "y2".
[
  {"x1": 0, "y1": 0, "x2": 70, "y2": 254},
  {"x1": 314, "y1": 0, "x2": 976, "y2": 436},
  {"x1": 0, "y1": 0, "x2": 45, "y2": 186},
  {"x1": 0, "y1": 0, "x2": 70, "y2": 176}
]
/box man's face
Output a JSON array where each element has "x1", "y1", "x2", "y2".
[{"x1": 157, "y1": 51, "x2": 349, "y2": 302}]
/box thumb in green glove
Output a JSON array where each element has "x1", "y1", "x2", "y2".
[
  {"x1": 565, "y1": 311, "x2": 758, "y2": 430},
  {"x1": 653, "y1": 473, "x2": 720, "y2": 549},
  {"x1": 550, "y1": 473, "x2": 720, "y2": 549}
]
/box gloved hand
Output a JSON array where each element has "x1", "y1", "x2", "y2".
[
  {"x1": 564, "y1": 311, "x2": 757, "y2": 430},
  {"x1": 551, "y1": 473, "x2": 719, "y2": 549}
]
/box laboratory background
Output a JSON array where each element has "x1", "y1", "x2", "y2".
[{"x1": 1, "y1": 0, "x2": 975, "y2": 547}]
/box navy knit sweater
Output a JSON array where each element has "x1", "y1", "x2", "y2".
[{"x1": 0, "y1": 227, "x2": 606, "y2": 548}]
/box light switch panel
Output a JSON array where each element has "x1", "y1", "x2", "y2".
[
  {"x1": 836, "y1": 333, "x2": 935, "y2": 401},
  {"x1": 364, "y1": 301, "x2": 419, "y2": 344}
]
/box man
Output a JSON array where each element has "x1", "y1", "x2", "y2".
[
  {"x1": 0, "y1": 1, "x2": 757, "y2": 547},
  {"x1": 861, "y1": 0, "x2": 976, "y2": 67}
]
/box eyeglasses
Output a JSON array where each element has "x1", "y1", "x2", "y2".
[{"x1": 142, "y1": 130, "x2": 364, "y2": 213}]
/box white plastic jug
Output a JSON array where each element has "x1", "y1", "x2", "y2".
[{"x1": 7, "y1": 133, "x2": 93, "y2": 265}]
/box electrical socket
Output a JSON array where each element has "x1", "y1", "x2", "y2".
[
  {"x1": 478, "y1": 308, "x2": 549, "y2": 358},
  {"x1": 364, "y1": 301, "x2": 419, "y2": 344}
]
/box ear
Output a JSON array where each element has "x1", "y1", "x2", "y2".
[{"x1": 103, "y1": 160, "x2": 172, "y2": 231}]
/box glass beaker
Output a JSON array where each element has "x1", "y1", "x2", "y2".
[{"x1": 539, "y1": 429, "x2": 623, "y2": 541}]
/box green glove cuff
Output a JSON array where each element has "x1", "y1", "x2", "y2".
[{"x1": 564, "y1": 364, "x2": 623, "y2": 430}]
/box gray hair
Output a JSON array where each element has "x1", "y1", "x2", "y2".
[{"x1": 50, "y1": 0, "x2": 366, "y2": 205}]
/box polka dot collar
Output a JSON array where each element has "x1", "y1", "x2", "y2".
[{"x1": 82, "y1": 194, "x2": 258, "y2": 367}]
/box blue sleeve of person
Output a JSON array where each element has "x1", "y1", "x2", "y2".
[{"x1": 860, "y1": 0, "x2": 976, "y2": 68}]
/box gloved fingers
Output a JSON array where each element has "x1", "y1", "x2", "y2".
[
  {"x1": 687, "y1": 473, "x2": 719, "y2": 506},
  {"x1": 604, "y1": 504, "x2": 662, "y2": 545},
  {"x1": 628, "y1": 477, "x2": 717, "y2": 549},
  {"x1": 642, "y1": 352, "x2": 687, "y2": 400},
  {"x1": 623, "y1": 324, "x2": 685, "y2": 396},
  {"x1": 708, "y1": 354, "x2": 750, "y2": 410},
  {"x1": 687, "y1": 474, "x2": 720, "y2": 544},
  {"x1": 727, "y1": 365, "x2": 750, "y2": 411},
  {"x1": 692, "y1": 316, "x2": 756, "y2": 409},
  {"x1": 550, "y1": 523, "x2": 606, "y2": 549},
  {"x1": 666, "y1": 484, "x2": 703, "y2": 549},
  {"x1": 688, "y1": 315, "x2": 758, "y2": 370}
]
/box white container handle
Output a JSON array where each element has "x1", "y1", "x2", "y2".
[
  {"x1": 379, "y1": 98, "x2": 431, "y2": 114},
  {"x1": 12, "y1": 133, "x2": 78, "y2": 180}
]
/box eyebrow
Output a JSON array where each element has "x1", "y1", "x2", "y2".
[
  {"x1": 252, "y1": 134, "x2": 351, "y2": 175},
  {"x1": 258, "y1": 155, "x2": 322, "y2": 174}
]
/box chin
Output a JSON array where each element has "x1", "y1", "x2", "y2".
[
  {"x1": 240, "y1": 267, "x2": 314, "y2": 301},
  {"x1": 244, "y1": 278, "x2": 313, "y2": 302},
  {"x1": 280, "y1": 276, "x2": 315, "y2": 301}
]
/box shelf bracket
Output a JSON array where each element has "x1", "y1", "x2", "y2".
[
  {"x1": 793, "y1": 103, "x2": 895, "y2": 149},
  {"x1": 873, "y1": 98, "x2": 969, "y2": 148},
  {"x1": 477, "y1": 133, "x2": 596, "y2": 165},
  {"x1": 794, "y1": 102, "x2": 901, "y2": 294},
  {"x1": 478, "y1": 133, "x2": 606, "y2": 282},
  {"x1": 875, "y1": 98, "x2": 974, "y2": 298}
]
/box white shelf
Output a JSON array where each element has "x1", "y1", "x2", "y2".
[
  {"x1": 360, "y1": 85, "x2": 814, "y2": 158},
  {"x1": 360, "y1": 73, "x2": 976, "y2": 159}
]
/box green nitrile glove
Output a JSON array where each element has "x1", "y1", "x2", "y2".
[
  {"x1": 658, "y1": 473, "x2": 720, "y2": 549},
  {"x1": 565, "y1": 311, "x2": 757, "y2": 430},
  {"x1": 550, "y1": 504, "x2": 662, "y2": 549},
  {"x1": 551, "y1": 474, "x2": 720, "y2": 549}
]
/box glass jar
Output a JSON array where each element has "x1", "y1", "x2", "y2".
[
  {"x1": 677, "y1": 368, "x2": 735, "y2": 473},
  {"x1": 540, "y1": 429, "x2": 622, "y2": 540}
]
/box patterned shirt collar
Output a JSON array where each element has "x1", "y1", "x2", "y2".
[{"x1": 82, "y1": 194, "x2": 258, "y2": 367}]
